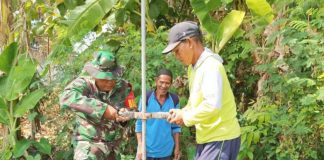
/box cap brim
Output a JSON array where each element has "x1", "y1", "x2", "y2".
[
  {"x1": 84, "y1": 63, "x2": 124, "y2": 80},
  {"x1": 162, "y1": 41, "x2": 181, "y2": 54}
]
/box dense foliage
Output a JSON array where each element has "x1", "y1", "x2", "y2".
[
  {"x1": 0, "y1": 0, "x2": 323, "y2": 159},
  {"x1": 238, "y1": 1, "x2": 324, "y2": 159}
]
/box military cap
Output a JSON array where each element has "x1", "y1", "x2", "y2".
[{"x1": 83, "y1": 51, "x2": 123, "y2": 80}]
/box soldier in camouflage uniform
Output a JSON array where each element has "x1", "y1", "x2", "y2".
[{"x1": 60, "y1": 51, "x2": 136, "y2": 160}]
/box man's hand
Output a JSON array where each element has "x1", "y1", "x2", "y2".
[
  {"x1": 173, "y1": 146, "x2": 181, "y2": 160},
  {"x1": 167, "y1": 109, "x2": 184, "y2": 126},
  {"x1": 104, "y1": 107, "x2": 131, "y2": 122},
  {"x1": 116, "y1": 108, "x2": 130, "y2": 122},
  {"x1": 103, "y1": 105, "x2": 118, "y2": 120}
]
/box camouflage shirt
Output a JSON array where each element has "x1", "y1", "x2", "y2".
[{"x1": 60, "y1": 76, "x2": 131, "y2": 143}]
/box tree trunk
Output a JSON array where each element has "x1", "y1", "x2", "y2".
[
  {"x1": 0, "y1": 125, "x2": 9, "y2": 150},
  {"x1": 0, "y1": 0, "x2": 12, "y2": 47}
]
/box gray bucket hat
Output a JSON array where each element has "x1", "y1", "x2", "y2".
[{"x1": 162, "y1": 21, "x2": 200, "y2": 54}]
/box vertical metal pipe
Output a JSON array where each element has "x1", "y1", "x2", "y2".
[{"x1": 140, "y1": 0, "x2": 146, "y2": 160}]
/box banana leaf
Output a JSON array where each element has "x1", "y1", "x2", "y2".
[
  {"x1": 0, "y1": 42, "x2": 18, "y2": 74},
  {"x1": 64, "y1": 0, "x2": 117, "y2": 39},
  {"x1": 13, "y1": 139, "x2": 32, "y2": 158},
  {"x1": 14, "y1": 88, "x2": 45, "y2": 117},
  {"x1": 190, "y1": 0, "x2": 222, "y2": 34},
  {"x1": 4, "y1": 56, "x2": 37, "y2": 101},
  {"x1": 0, "y1": 97, "x2": 9, "y2": 125},
  {"x1": 215, "y1": 10, "x2": 245, "y2": 52},
  {"x1": 51, "y1": 0, "x2": 117, "y2": 57},
  {"x1": 246, "y1": 0, "x2": 274, "y2": 24}
]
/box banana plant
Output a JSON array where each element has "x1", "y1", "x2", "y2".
[
  {"x1": 51, "y1": 0, "x2": 117, "y2": 57},
  {"x1": 246, "y1": 0, "x2": 274, "y2": 24},
  {"x1": 63, "y1": 0, "x2": 117, "y2": 40},
  {"x1": 190, "y1": 0, "x2": 245, "y2": 53},
  {"x1": 114, "y1": 0, "x2": 170, "y2": 33},
  {"x1": 0, "y1": 42, "x2": 49, "y2": 159},
  {"x1": 190, "y1": 0, "x2": 274, "y2": 53}
]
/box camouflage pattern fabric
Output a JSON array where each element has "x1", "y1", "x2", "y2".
[
  {"x1": 92, "y1": 51, "x2": 116, "y2": 70},
  {"x1": 60, "y1": 76, "x2": 132, "y2": 159},
  {"x1": 74, "y1": 141, "x2": 115, "y2": 160},
  {"x1": 86, "y1": 50, "x2": 124, "y2": 80}
]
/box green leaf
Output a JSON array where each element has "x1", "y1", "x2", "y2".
[
  {"x1": 246, "y1": 0, "x2": 274, "y2": 24},
  {"x1": 14, "y1": 89, "x2": 45, "y2": 117},
  {"x1": 115, "y1": 9, "x2": 126, "y2": 26},
  {"x1": 253, "y1": 131, "x2": 260, "y2": 143},
  {"x1": 190, "y1": 0, "x2": 221, "y2": 34},
  {"x1": 34, "y1": 138, "x2": 51, "y2": 155},
  {"x1": 215, "y1": 10, "x2": 245, "y2": 52},
  {"x1": 51, "y1": 0, "x2": 117, "y2": 57},
  {"x1": 64, "y1": 0, "x2": 78, "y2": 9},
  {"x1": 186, "y1": 145, "x2": 196, "y2": 160},
  {"x1": 221, "y1": 0, "x2": 233, "y2": 4},
  {"x1": 0, "y1": 97, "x2": 7, "y2": 108},
  {"x1": 13, "y1": 139, "x2": 32, "y2": 158},
  {"x1": 4, "y1": 56, "x2": 37, "y2": 101},
  {"x1": 0, "y1": 97, "x2": 9, "y2": 125},
  {"x1": 129, "y1": 13, "x2": 141, "y2": 25},
  {"x1": 0, "y1": 42, "x2": 18, "y2": 74},
  {"x1": 39, "y1": 64, "x2": 50, "y2": 78},
  {"x1": 26, "y1": 154, "x2": 41, "y2": 160},
  {"x1": 264, "y1": 114, "x2": 271, "y2": 123},
  {"x1": 247, "y1": 132, "x2": 253, "y2": 147},
  {"x1": 316, "y1": 87, "x2": 324, "y2": 101},
  {"x1": 0, "y1": 149, "x2": 12, "y2": 160},
  {"x1": 0, "y1": 77, "x2": 6, "y2": 97},
  {"x1": 125, "y1": 0, "x2": 137, "y2": 11},
  {"x1": 294, "y1": 125, "x2": 312, "y2": 135},
  {"x1": 28, "y1": 112, "x2": 38, "y2": 122},
  {"x1": 57, "y1": 2, "x2": 67, "y2": 16},
  {"x1": 149, "y1": 2, "x2": 160, "y2": 19},
  {"x1": 257, "y1": 115, "x2": 265, "y2": 125},
  {"x1": 156, "y1": 0, "x2": 168, "y2": 15},
  {"x1": 300, "y1": 94, "x2": 317, "y2": 106},
  {"x1": 64, "y1": 0, "x2": 117, "y2": 40},
  {"x1": 190, "y1": 1, "x2": 244, "y2": 53},
  {"x1": 54, "y1": 150, "x2": 74, "y2": 160},
  {"x1": 107, "y1": 39, "x2": 122, "y2": 48},
  {"x1": 247, "y1": 151, "x2": 254, "y2": 160}
]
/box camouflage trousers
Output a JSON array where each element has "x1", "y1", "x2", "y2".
[{"x1": 74, "y1": 141, "x2": 116, "y2": 160}]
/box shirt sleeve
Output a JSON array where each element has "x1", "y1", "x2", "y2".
[
  {"x1": 59, "y1": 78, "x2": 108, "y2": 124},
  {"x1": 183, "y1": 62, "x2": 223, "y2": 126},
  {"x1": 135, "y1": 98, "x2": 142, "y2": 133}
]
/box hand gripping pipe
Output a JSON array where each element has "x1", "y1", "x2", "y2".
[{"x1": 119, "y1": 111, "x2": 171, "y2": 119}]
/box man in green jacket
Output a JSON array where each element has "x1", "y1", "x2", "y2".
[
  {"x1": 60, "y1": 51, "x2": 135, "y2": 160},
  {"x1": 164, "y1": 21, "x2": 241, "y2": 160}
]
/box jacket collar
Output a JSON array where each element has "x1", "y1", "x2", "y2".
[{"x1": 192, "y1": 48, "x2": 223, "y2": 69}]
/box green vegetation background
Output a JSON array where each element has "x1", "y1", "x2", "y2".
[{"x1": 0, "y1": 0, "x2": 323, "y2": 159}]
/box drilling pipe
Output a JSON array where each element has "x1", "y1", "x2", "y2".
[{"x1": 118, "y1": 111, "x2": 171, "y2": 119}]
